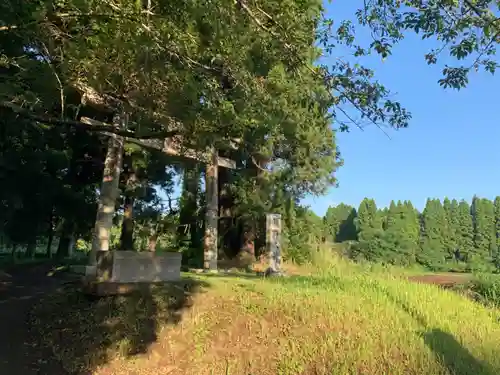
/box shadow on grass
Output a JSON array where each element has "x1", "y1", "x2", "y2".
[
  {"x1": 380, "y1": 286, "x2": 498, "y2": 375},
  {"x1": 26, "y1": 277, "x2": 210, "y2": 375},
  {"x1": 423, "y1": 329, "x2": 496, "y2": 375}
]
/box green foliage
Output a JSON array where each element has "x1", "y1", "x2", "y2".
[
  {"x1": 323, "y1": 204, "x2": 357, "y2": 242},
  {"x1": 352, "y1": 199, "x2": 419, "y2": 266},
  {"x1": 470, "y1": 273, "x2": 500, "y2": 308},
  {"x1": 355, "y1": 198, "x2": 382, "y2": 237},
  {"x1": 471, "y1": 196, "x2": 496, "y2": 266},
  {"x1": 381, "y1": 200, "x2": 418, "y2": 265},
  {"x1": 352, "y1": 198, "x2": 385, "y2": 262},
  {"x1": 419, "y1": 199, "x2": 447, "y2": 268},
  {"x1": 442, "y1": 197, "x2": 457, "y2": 255},
  {"x1": 402, "y1": 200, "x2": 420, "y2": 248},
  {"x1": 282, "y1": 203, "x2": 324, "y2": 265},
  {"x1": 493, "y1": 196, "x2": 500, "y2": 267},
  {"x1": 456, "y1": 200, "x2": 475, "y2": 262}
]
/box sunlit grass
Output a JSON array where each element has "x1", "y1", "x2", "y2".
[{"x1": 32, "y1": 248, "x2": 500, "y2": 375}]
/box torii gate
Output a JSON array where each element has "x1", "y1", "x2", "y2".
[{"x1": 82, "y1": 114, "x2": 237, "y2": 277}]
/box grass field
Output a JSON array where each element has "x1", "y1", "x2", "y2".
[{"x1": 29, "y1": 254, "x2": 500, "y2": 375}]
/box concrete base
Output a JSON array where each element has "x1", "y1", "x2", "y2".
[{"x1": 78, "y1": 251, "x2": 183, "y2": 296}]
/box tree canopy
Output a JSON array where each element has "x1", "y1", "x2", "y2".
[{"x1": 0, "y1": 0, "x2": 498, "y2": 265}]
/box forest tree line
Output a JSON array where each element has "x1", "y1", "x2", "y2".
[{"x1": 323, "y1": 196, "x2": 500, "y2": 272}]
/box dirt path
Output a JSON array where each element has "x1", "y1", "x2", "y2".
[{"x1": 0, "y1": 263, "x2": 79, "y2": 374}]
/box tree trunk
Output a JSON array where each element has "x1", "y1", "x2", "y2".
[
  {"x1": 89, "y1": 111, "x2": 126, "y2": 266},
  {"x1": 237, "y1": 154, "x2": 268, "y2": 260},
  {"x1": 119, "y1": 153, "x2": 137, "y2": 251},
  {"x1": 11, "y1": 244, "x2": 17, "y2": 261},
  {"x1": 24, "y1": 217, "x2": 38, "y2": 259},
  {"x1": 26, "y1": 240, "x2": 36, "y2": 259},
  {"x1": 46, "y1": 227, "x2": 54, "y2": 258},
  {"x1": 56, "y1": 220, "x2": 72, "y2": 258},
  {"x1": 203, "y1": 148, "x2": 218, "y2": 271},
  {"x1": 56, "y1": 127, "x2": 85, "y2": 259},
  {"x1": 218, "y1": 166, "x2": 237, "y2": 258},
  {"x1": 240, "y1": 222, "x2": 256, "y2": 256},
  {"x1": 46, "y1": 209, "x2": 55, "y2": 258},
  {"x1": 119, "y1": 195, "x2": 135, "y2": 251},
  {"x1": 148, "y1": 228, "x2": 158, "y2": 252},
  {"x1": 178, "y1": 164, "x2": 200, "y2": 249}
]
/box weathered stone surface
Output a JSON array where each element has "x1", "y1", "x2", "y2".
[
  {"x1": 111, "y1": 251, "x2": 182, "y2": 283},
  {"x1": 78, "y1": 251, "x2": 182, "y2": 283},
  {"x1": 266, "y1": 213, "x2": 282, "y2": 272}
]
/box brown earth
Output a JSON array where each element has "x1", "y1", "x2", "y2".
[{"x1": 407, "y1": 273, "x2": 473, "y2": 288}]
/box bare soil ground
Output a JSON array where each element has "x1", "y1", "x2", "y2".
[
  {"x1": 0, "y1": 262, "x2": 80, "y2": 375},
  {"x1": 407, "y1": 273, "x2": 473, "y2": 288}
]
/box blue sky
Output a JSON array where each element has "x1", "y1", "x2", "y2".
[{"x1": 302, "y1": 1, "x2": 500, "y2": 216}]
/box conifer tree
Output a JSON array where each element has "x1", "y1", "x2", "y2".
[
  {"x1": 384, "y1": 200, "x2": 398, "y2": 230},
  {"x1": 494, "y1": 197, "x2": 500, "y2": 247},
  {"x1": 418, "y1": 199, "x2": 447, "y2": 268},
  {"x1": 353, "y1": 198, "x2": 384, "y2": 261},
  {"x1": 323, "y1": 206, "x2": 337, "y2": 243},
  {"x1": 355, "y1": 199, "x2": 382, "y2": 237},
  {"x1": 323, "y1": 204, "x2": 357, "y2": 243},
  {"x1": 402, "y1": 200, "x2": 420, "y2": 248},
  {"x1": 380, "y1": 206, "x2": 389, "y2": 230},
  {"x1": 380, "y1": 200, "x2": 416, "y2": 265},
  {"x1": 456, "y1": 200, "x2": 475, "y2": 261},
  {"x1": 337, "y1": 206, "x2": 357, "y2": 243},
  {"x1": 484, "y1": 199, "x2": 497, "y2": 259},
  {"x1": 443, "y1": 197, "x2": 459, "y2": 258},
  {"x1": 471, "y1": 197, "x2": 496, "y2": 266}
]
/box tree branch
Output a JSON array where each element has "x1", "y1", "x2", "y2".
[
  {"x1": 463, "y1": 0, "x2": 494, "y2": 20},
  {"x1": 1, "y1": 102, "x2": 181, "y2": 139}
]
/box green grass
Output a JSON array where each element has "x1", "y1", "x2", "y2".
[
  {"x1": 30, "y1": 253, "x2": 500, "y2": 375},
  {"x1": 465, "y1": 273, "x2": 500, "y2": 308}
]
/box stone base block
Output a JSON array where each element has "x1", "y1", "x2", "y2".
[{"x1": 80, "y1": 251, "x2": 182, "y2": 296}]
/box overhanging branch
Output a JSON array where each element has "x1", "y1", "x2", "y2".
[{"x1": 1, "y1": 102, "x2": 182, "y2": 139}]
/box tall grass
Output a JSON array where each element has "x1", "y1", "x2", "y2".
[
  {"x1": 470, "y1": 273, "x2": 500, "y2": 307},
  {"x1": 307, "y1": 242, "x2": 412, "y2": 280}
]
